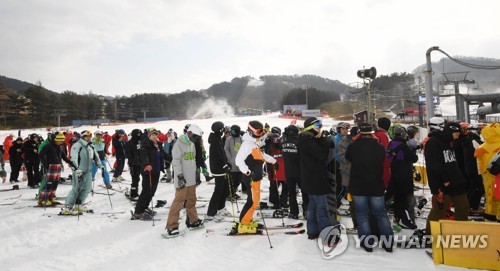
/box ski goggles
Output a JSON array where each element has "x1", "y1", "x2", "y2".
[
  {"x1": 305, "y1": 120, "x2": 322, "y2": 131},
  {"x1": 81, "y1": 130, "x2": 92, "y2": 137},
  {"x1": 248, "y1": 125, "x2": 265, "y2": 137}
]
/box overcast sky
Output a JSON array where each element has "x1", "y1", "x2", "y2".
[{"x1": 1, "y1": 0, "x2": 499, "y2": 96}]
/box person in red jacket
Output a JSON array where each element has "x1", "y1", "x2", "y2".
[
  {"x1": 374, "y1": 117, "x2": 392, "y2": 188},
  {"x1": 103, "y1": 131, "x2": 112, "y2": 155},
  {"x1": 157, "y1": 131, "x2": 167, "y2": 143},
  {"x1": 268, "y1": 135, "x2": 288, "y2": 208},
  {"x1": 3, "y1": 134, "x2": 14, "y2": 161}
]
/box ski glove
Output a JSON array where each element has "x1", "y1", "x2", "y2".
[
  {"x1": 177, "y1": 174, "x2": 186, "y2": 189},
  {"x1": 223, "y1": 163, "x2": 232, "y2": 174},
  {"x1": 144, "y1": 165, "x2": 152, "y2": 172},
  {"x1": 75, "y1": 169, "x2": 83, "y2": 177}
]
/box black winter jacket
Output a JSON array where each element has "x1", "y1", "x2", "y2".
[
  {"x1": 9, "y1": 141, "x2": 23, "y2": 167},
  {"x1": 140, "y1": 139, "x2": 165, "y2": 174},
  {"x1": 112, "y1": 135, "x2": 127, "y2": 159},
  {"x1": 125, "y1": 139, "x2": 142, "y2": 167},
  {"x1": 208, "y1": 132, "x2": 228, "y2": 175},
  {"x1": 21, "y1": 139, "x2": 40, "y2": 163},
  {"x1": 280, "y1": 135, "x2": 300, "y2": 179},
  {"x1": 345, "y1": 136, "x2": 386, "y2": 197},
  {"x1": 39, "y1": 141, "x2": 74, "y2": 170},
  {"x1": 424, "y1": 130, "x2": 466, "y2": 196},
  {"x1": 388, "y1": 139, "x2": 419, "y2": 196},
  {"x1": 297, "y1": 131, "x2": 330, "y2": 195}
]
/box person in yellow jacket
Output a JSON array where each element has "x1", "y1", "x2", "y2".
[
  {"x1": 233, "y1": 120, "x2": 276, "y2": 234},
  {"x1": 474, "y1": 122, "x2": 500, "y2": 221}
]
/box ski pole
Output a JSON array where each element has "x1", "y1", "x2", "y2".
[
  {"x1": 226, "y1": 173, "x2": 238, "y2": 222},
  {"x1": 150, "y1": 171, "x2": 155, "y2": 227},
  {"x1": 76, "y1": 174, "x2": 82, "y2": 222},
  {"x1": 271, "y1": 166, "x2": 284, "y2": 226},
  {"x1": 227, "y1": 173, "x2": 240, "y2": 213},
  {"x1": 43, "y1": 169, "x2": 48, "y2": 212},
  {"x1": 252, "y1": 178, "x2": 272, "y2": 249},
  {"x1": 258, "y1": 195, "x2": 273, "y2": 249}
]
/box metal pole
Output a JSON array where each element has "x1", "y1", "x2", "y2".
[
  {"x1": 366, "y1": 80, "x2": 372, "y2": 123},
  {"x1": 425, "y1": 46, "x2": 439, "y2": 126}
]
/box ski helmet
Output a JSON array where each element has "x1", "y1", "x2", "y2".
[
  {"x1": 428, "y1": 117, "x2": 445, "y2": 131},
  {"x1": 80, "y1": 130, "x2": 92, "y2": 138},
  {"x1": 230, "y1": 125, "x2": 241, "y2": 137},
  {"x1": 248, "y1": 120, "x2": 265, "y2": 138},
  {"x1": 393, "y1": 126, "x2": 408, "y2": 140},
  {"x1": 211, "y1": 121, "x2": 225, "y2": 133},
  {"x1": 54, "y1": 132, "x2": 66, "y2": 143},
  {"x1": 406, "y1": 125, "x2": 419, "y2": 138},
  {"x1": 271, "y1": 135, "x2": 281, "y2": 144},
  {"x1": 303, "y1": 117, "x2": 322, "y2": 131},
  {"x1": 94, "y1": 130, "x2": 103, "y2": 136},
  {"x1": 271, "y1": 126, "x2": 282, "y2": 135},
  {"x1": 183, "y1": 124, "x2": 191, "y2": 134},
  {"x1": 444, "y1": 121, "x2": 461, "y2": 134},
  {"x1": 285, "y1": 125, "x2": 299, "y2": 137},
  {"x1": 187, "y1": 124, "x2": 203, "y2": 136},
  {"x1": 131, "y1": 129, "x2": 142, "y2": 140}
]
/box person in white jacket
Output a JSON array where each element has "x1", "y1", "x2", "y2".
[
  {"x1": 165, "y1": 124, "x2": 205, "y2": 236},
  {"x1": 232, "y1": 120, "x2": 276, "y2": 234}
]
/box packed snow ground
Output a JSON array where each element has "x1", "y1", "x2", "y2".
[{"x1": 0, "y1": 113, "x2": 473, "y2": 271}]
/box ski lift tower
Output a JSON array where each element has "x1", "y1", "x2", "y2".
[{"x1": 438, "y1": 71, "x2": 474, "y2": 122}]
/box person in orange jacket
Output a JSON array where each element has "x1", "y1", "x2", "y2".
[{"x1": 3, "y1": 134, "x2": 14, "y2": 161}]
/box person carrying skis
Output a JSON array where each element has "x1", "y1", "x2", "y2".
[
  {"x1": 91, "y1": 130, "x2": 112, "y2": 189},
  {"x1": 165, "y1": 125, "x2": 205, "y2": 235},
  {"x1": 125, "y1": 129, "x2": 143, "y2": 200},
  {"x1": 205, "y1": 121, "x2": 231, "y2": 221},
  {"x1": 132, "y1": 128, "x2": 166, "y2": 220},
  {"x1": 38, "y1": 132, "x2": 75, "y2": 206},
  {"x1": 233, "y1": 120, "x2": 276, "y2": 234},
  {"x1": 63, "y1": 130, "x2": 102, "y2": 214}
]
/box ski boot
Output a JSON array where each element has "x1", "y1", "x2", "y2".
[
  {"x1": 186, "y1": 218, "x2": 204, "y2": 229},
  {"x1": 155, "y1": 200, "x2": 167, "y2": 208},
  {"x1": 236, "y1": 223, "x2": 258, "y2": 234},
  {"x1": 249, "y1": 220, "x2": 264, "y2": 229},
  {"x1": 272, "y1": 208, "x2": 289, "y2": 218},
  {"x1": 50, "y1": 197, "x2": 61, "y2": 205}
]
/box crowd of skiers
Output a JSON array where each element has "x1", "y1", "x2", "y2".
[{"x1": 1, "y1": 116, "x2": 498, "y2": 251}]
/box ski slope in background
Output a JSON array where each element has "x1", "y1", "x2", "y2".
[{"x1": 0, "y1": 112, "x2": 476, "y2": 271}]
